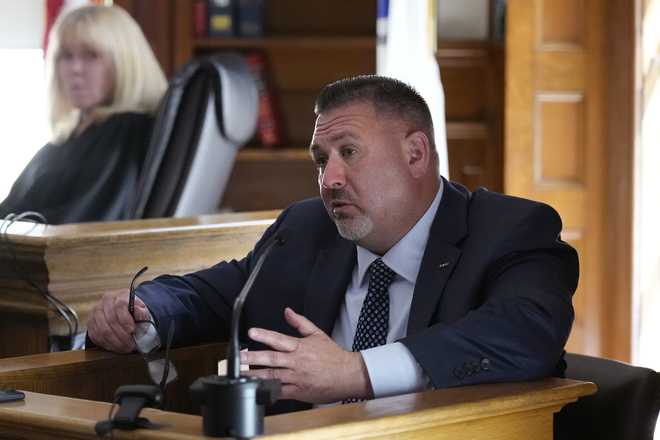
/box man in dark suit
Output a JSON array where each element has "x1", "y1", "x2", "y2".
[{"x1": 88, "y1": 75, "x2": 578, "y2": 411}]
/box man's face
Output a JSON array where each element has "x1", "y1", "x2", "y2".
[
  {"x1": 57, "y1": 42, "x2": 114, "y2": 112},
  {"x1": 310, "y1": 102, "x2": 415, "y2": 252}
]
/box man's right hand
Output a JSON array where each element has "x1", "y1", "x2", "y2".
[{"x1": 87, "y1": 289, "x2": 151, "y2": 353}]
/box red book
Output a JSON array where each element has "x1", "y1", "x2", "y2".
[
  {"x1": 244, "y1": 51, "x2": 287, "y2": 148},
  {"x1": 192, "y1": 0, "x2": 208, "y2": 38}
]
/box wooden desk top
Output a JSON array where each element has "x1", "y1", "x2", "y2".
[
  {"x1": 2, "y1": 210, "x2": 280, "y2": 244},
  {"x1": 0, "y1": 379, "x2": 596, "y2": 439}
]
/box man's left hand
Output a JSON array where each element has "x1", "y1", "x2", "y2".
[{"x1": 240, "y1": 307, "x2": 372, "y2": 404}]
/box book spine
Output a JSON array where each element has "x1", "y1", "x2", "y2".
[
  {"x1": 207, "y1": 0, "x2": 237, "y2": 37},
  {"x1": 237, "y1": 0, "x2": 264, "y2": 37},
  {"x1": 376, "y1": 0, "x2": 388, "y2": 74},
  {"x1": 244, "y1": 52, "x2": 287, "y2": 148},
  {"x1": 192, "y1": 0, "x2": 208, "y2": 38}
]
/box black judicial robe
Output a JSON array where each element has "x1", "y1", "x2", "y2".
[{"x1": 0, "y1": 112, "x2": 153, "y2": 224}]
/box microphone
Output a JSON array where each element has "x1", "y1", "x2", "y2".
[
  {"x1": 227, "y1": 229, "x2": 286, "y2": 379},
  {"x1": 190, "y1": 228, "x2": 286, "y2": 438}
]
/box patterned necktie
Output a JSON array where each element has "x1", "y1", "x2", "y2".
[{"x1": 343, "y1": 258, "x2": 396, "y2": 403}]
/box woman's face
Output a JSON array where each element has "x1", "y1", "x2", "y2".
[{"x1": 57, "y1": 42, "x2": 114, "y2": 112}]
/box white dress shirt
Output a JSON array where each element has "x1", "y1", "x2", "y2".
[{"x1": 331, "y1": 181, "x2": 444, "y2": 398}]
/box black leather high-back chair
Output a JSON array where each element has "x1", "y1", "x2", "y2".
[
  {"x1": 131, "y1": 53, "x2": 258, "y2": 219},
  {"x1": 554, "y1": 353, "x2": 660, "y2": 440}
]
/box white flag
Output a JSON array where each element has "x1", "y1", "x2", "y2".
[{"x1": 378, "y1": 0, "x2": 449, "y2": 178}]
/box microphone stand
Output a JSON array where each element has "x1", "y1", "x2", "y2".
[{"x1": 190, "y1": 232, "x2": 284, "y2": 438}]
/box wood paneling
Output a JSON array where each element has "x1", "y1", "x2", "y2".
[
  {"x1": 506, "y1": 0, "x2": 606, "y2": 356},
  {"x1": 114, "y1": 0, "x2": 176, "y2": 76},
  {"x1": 0, "y1": 343, "x2": 223, "y2": 414},
  {"x1": 220, "y1": 149, "x2": 317, "y2": 211},
  {"x1": 438, "y1": 42, "x2": 505, "y2": 192},
  {"x1": 537, "y1": 52, "x2": 586, "y2": 90},
  {"x1": 507, "y1": 0, "x2": 637, "y2": 360},
  {"x1": 263, "y1": 0, "x2": 375, "y2": 36},
  {"x1": 448, "y1": 139, "x2": 493, "y2": 191},
  {"x1": 0, "y1": 313, "x2": 49, "y2": 357},
  {"x1": 535, "y1": 94, "x2": 585, "y2": 186},
  {"x1": 540, "y1": 0, "x2": 586, "y2": 47}
]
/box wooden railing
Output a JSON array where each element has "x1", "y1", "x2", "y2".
[{"x1": 0, "y1": 212, "x2": 278, "y2": 358}]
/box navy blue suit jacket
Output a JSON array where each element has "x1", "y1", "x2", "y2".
[{"x1": 138, "y1": 179, "x2": 578, "y2": 413}]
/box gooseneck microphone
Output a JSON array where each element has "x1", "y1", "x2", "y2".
[
  {"x1": 227, "y1": 230, "x2": 286, "y2": 380},
  {"x1": 190, "y1": 229, "x2": 286, "y2": 439}
]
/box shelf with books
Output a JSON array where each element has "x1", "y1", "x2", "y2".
[
  {"x1": 190, "y1": 41, "x2": 375, "y2": 150},
  {"x1": 166, "y1": 0, "x2": 502, "y2": 208},
  {"x1": 174, "y1": 0, "x2": 376, "y2": 148}
]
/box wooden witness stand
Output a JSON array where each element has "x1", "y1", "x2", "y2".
[
  {"x1": 0, "y1": 212, "x2": 278, "y2": 358},
  {"x1": 0, "y1": 381, "x2": 596, "y2": 439},
  {"x1": 0, "y1": 213, "x2": 597, "y2": 438},
  {"x1": 0, "y1": 350, "x2": 594, "y2": 440}
]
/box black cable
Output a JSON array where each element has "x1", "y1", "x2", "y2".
[
  {"x1": 0, "y1": 212, "x2": 77, "y2": 342},
  {"x1": 0, "y1": 212, "x2": 77, "y2": 340},
  {"x1": 158, "y1": 321, "x2": 176, "y2": 404},
  {"x1": 104, "y1": 401, "x2": 119, "y2": 440},
  {"x1": 0, "y1": 212, "x2": 81, "y2": 349}
]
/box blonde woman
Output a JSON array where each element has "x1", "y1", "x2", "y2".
[{"x1": 0, "y1": 5, "x2": 167, "y2": 224}]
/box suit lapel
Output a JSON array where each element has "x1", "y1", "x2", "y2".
[
  {"x1": 407, "y1": 179, "x2": 470, "y2": 335},
  {"x1": 304, "y1": 236, "x2": 356, "y2": 335}
]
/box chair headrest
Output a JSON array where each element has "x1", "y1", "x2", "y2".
[
  {"x1": 170, "y1": 53, "x2": 258, "y2": 144},
  {"x1": 130, "y1": 53, "x2": 259, "y2": 219}
]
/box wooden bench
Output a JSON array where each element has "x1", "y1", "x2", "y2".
[{"x1": 0, "y1": 212, "x2": 277, "y2": 357}]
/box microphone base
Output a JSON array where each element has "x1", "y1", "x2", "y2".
[{"x1": 190, "y1": 375, "x2": 280, "y2": 438}]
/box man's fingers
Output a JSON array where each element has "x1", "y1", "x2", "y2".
[
  {"x1": 280, "y1": 384, "x2": 300, "y2": 401},
  {"x1": 243, "y1": 368, "x2": 295, "y2": 385},
  {"x1": 248, "y1": 327, "x2": 298, "y2": 352},
  {"x1": 87, "y1": 290, "x2": 138, "y2": 353},
  {"x1": 241, "y1": 349, "x2": 292, "y2": 369},
  {"x1": 102, "y1": 294, "x2": 134, "y2": 344},
  {"x1": 89, "y1": 305, "x2": 134, "y2": 353},
  {"x1": 284, "y1": 307, "x2": 319, "y2": 337},
  {"x1": 131, "y1": 297, "x2": 150, "y2": 322},
  {"x1": 112, "y1": 289, "x2": 137, "y2": 330}
]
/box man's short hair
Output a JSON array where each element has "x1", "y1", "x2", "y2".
[{"x1": 314, "y1": 75, "x2": 436, "y2": 149}]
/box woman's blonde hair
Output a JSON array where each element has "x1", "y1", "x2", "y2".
[{"x1": 45, "y1": 5, "x2": 167, "y2": 143}]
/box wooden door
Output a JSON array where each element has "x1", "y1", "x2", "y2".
[{"x1": 505, "y1": 0, "x2": 608, "y2": 356}]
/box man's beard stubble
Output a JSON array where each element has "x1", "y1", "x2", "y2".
[{"x1": 328, "y1": 188, "x2": 374, "y2": 241}]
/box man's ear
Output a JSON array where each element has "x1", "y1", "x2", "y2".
[{"x1": 404, "y1": 131, "x2": 432, "y2": 178}]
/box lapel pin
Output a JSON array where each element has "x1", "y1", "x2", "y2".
[{"x1": 438, "y1": 261, "x2": 450, "y2": 269}]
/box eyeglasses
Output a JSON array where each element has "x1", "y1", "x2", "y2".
[{"x1": 128, "y1": 266, "x2": 178, "y2": 395}]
